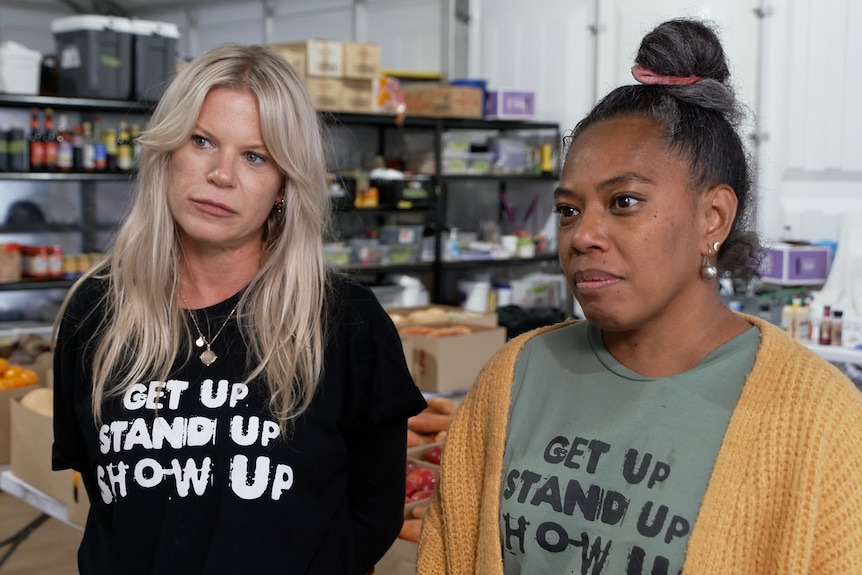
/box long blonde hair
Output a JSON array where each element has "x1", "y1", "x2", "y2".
[{"x1": 60, "y1": 44, "x2": 332, "y2": 433}]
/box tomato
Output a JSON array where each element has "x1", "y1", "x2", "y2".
[
  {"x1": 405, "y1": 466, "x2": 437, "y2": 497},
  {"x1": 424, "y1": 445, "x2": 444, "y2": 465}
]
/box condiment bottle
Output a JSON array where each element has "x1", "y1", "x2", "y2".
[
  {"x1": 7, "y1": 125, "x2": 27, "y2": 172},
  {"x1": 818, "y1": 305, "x2": 832, "y2": 346},
  {"x1": 28, "y1": 107, "x2": 44, "y2": 171},
  {"x1": 832, "y1": 310, "x2": 843, "y2": 347}
]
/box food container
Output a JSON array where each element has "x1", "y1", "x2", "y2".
[
  {"x1": 378, "y1": 225, "x2": 424, "y2": 246},
  {"x1": 323, "y1": 243, "x2": 350, "y2": 266}
]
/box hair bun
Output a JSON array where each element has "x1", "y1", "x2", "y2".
[{"x1": 635, "y1": 18, "x2": 730, "y2": 84}]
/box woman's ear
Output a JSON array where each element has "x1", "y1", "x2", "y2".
[{"x1": 701, "y1": 184, "x2": 738, "y2": 254}]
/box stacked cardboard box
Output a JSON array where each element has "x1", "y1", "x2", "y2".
[
  {"x1": 389, "y1": 305, "x2": 506, "y2": 393},
  {"x1": 267, "y1": 40, "x2": 380, "y2": 113},
  {"x1": 401, "y1": 84, "x2": 484, "y2": 119}
]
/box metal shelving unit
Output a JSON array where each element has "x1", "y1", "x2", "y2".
[
  {"x1": 325, "y1": 111, "x2": 562, "y2": 302},
  {"x1": 2, "y1": 96, "x2": 561, "y2": 304}
]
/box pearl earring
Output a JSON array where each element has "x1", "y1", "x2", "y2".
[{"x1": 701, "y1": 242, "x2": 720, "y2": 280}]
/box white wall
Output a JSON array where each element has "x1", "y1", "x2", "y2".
[
  {"x1": 757, "y1": 0, "x2": 862, "y2": 243},
  {"x1": 470, "y1": 0, "x2": 595, "y2": 138}
]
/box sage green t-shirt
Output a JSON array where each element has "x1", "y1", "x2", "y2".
[{"x1": 500, "y1": 321, "x2": 759, "y2": 574}]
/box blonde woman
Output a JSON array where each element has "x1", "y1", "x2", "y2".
[{"x1": 52, "y1": 44, "x2": 425, "y2": 574}]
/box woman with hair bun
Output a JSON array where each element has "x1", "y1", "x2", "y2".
[
  {"x1": 51, "y1": 43, "x2": 426, "y2": 574},
  {"x1": 417, "y1": 18, "x2": 862, "y2": 574}
]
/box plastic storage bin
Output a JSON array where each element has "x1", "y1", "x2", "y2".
[
  {"x1": 379, "y1": 225, "x2": 424, "y2": 246},
  {"x1": 0, "y1": 42, "x2": 42, "y2": 95},
  {"x1": 129, "y1": 19, "x2": 180, "y2": 101},
  {"x1": 52, "y1": 15, "x2": 133, "y2": 99}
]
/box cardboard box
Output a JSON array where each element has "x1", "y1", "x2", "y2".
[
  {"x1": 340, "y1": 78, "x2": 374, "y2": 112},
  {"x1": 0, "y1": 361, "x2": 50, "y2": 463},
  {"x1": 11, "y1": 392, "x2": 77, "y2": 505},
  {"x1": 401, "y1": 336, "x2": 415, "y2": 381},
  {"x1": 0, "y1": 383, "x2": 39, "y2": 464},
  {"x1": 485, "y1": 89, "x2": 536, "y2": 120},
  {"x1": 267, "y1": 43, "x2": 307, "y2": 77},
  {"x1": 402, "y1": 85, "x2": 483, "y2": 119},
  {"x1": 760, "y1": 243, "x2": 832, "y2": 285},
  {"x1": 388, "y1": 305, "x2": 498, "y2": 328},
  {"x1": 342, "y1": 42, "x2": 380, "y2": 79},
  {"x1": 305, "y1": 76, "x2": 342, "y2": 111},
  {"x1": 403, "y1": 324, "x2": 506, "y2": 393},
  {"x1": 267, "y1": 39, "x2": 343, "y2": 78}
]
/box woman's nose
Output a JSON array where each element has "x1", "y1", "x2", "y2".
[
  {"x1": 207, "y1": 155, "x2": 236, "y2": 187},
  {"x1": 568, "y1": 207, "x2": 607, "y2": 254}
]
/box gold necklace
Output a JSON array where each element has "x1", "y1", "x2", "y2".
[{"x1": 183, "y1": 298, "x2": 238, "y2": 366}]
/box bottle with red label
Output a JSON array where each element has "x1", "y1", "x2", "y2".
[
  {"x1": 56, "y1": 113, "x2": 73, "y2": 172},
  {"x1": 28, "y1": 107, "x2": 44, "y2": 171},
  {"x1": 43, "y1": 107, "x2": 58, "y2": 171}
]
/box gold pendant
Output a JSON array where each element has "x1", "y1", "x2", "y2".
[{"x1": 199, "y1": 349, "x2": 218, "y2": 366}]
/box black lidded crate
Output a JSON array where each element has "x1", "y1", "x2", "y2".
[
  {"x1": 51, "y1": 15, "x2": 133, "y2": 100},
  {"x1": 129, "y1": 19, "x2": 180, "y2": 102}
]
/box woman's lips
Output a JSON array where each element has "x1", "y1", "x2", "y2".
[
  {"x1": 193, "y1": 198, "x2": 235, "y2": 217},
  {"x1": 574, "y1": 270, "x2": 622, "y2": 290}
]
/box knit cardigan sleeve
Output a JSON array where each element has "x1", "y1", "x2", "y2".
[
  {"x1": 416, "y1": 323, "x2": 570, "y2": 574},
  {"x1": 683, "y1": 316, "x2": 862, "y2": 574}
]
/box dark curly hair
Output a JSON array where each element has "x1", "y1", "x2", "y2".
[{"x1": 565, "y1": 18, "x2": 762, "y2": 281}]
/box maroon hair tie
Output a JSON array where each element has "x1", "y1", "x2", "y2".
[{"x1": 631, "y1": 64, "x2": 701, "y2": 85}]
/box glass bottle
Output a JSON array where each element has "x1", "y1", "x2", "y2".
[
  {"x1": 104, "y1": 127, "x2": 118, "y2": 172},
  {"x1": 116, "y1": 121, "x2": 133, "y2": 171},
  {"x1": 72, "y1": 124, "x2": 85, "y2": 171},
  {"x1": 93, "y1": 117, "x2": 107, "y2": 172},
  {"x1": 82, "y1": 121, "x2": 96, "y2": 171},
  {"x1": 55, "y1": 113, "x2": 74, "y2": 172},
  {"x1": 129, "y1": 122, "x2": 141, "y2": 168},
  {"x1": 43, "y1": 107, "x2": 58, "y2": 171},
  {"x1": 28, "y1": 107, "x2": 44, "y2": 171},
  {"x1": 832, "y1": 310, "x2": 843, "y2": 347}
]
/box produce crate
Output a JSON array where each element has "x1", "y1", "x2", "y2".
[{"x1": 401, "y1": 323, "x2": 506, "y2": 393}]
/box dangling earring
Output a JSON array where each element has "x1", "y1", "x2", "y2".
[
  {"x1": 701, "y1": 241, "x2": 720, "y2": 280},
  {"x1": 274, "y1": 199, "x2": 284, "y2": 215}
]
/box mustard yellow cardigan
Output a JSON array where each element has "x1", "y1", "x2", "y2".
[{"x1": 417, "y1": 316, "x2": 862, "y2": 574}]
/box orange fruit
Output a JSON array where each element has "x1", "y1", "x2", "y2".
[
  {"x1": 0, "y1": 358, "x2": 10, "y2": 374},
  {"x1": 19, "y1": 368, "x2": 39, "y2": 387},
  {"x1": 4, "y1": 365, "x2": 23, "y2": 379}
]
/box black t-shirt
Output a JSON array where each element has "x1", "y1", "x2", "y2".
[{"x1": 52, "y1": 276, "x2": 426, "y2": 574}]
